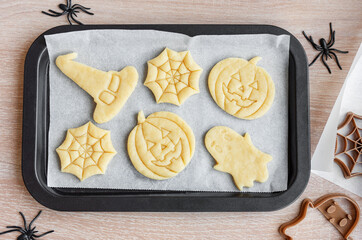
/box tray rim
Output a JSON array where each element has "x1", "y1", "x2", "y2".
[{"x1": 22, "y1": 24, "x2": 310, "y2": 212}]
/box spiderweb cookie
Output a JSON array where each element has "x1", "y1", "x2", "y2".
[
  {"x1": 56, "y1": 122, "x2": 117, "y2": 181},
  {"x1": 144, "y1": 48, "x2": 203, "y2": 106}
]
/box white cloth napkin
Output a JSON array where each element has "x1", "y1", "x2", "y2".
[{"x1": 312, "y1": 43, "x2": 362, "y2": 197}]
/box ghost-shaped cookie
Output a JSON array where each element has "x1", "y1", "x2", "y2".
[{"x1": 205, "y1": 126, "x2": 272, "y2": 190}]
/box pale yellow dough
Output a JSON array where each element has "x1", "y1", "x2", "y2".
[
  {"x1": 56, "y1": 52, "x2": 139, "y2": 124},
  {"x1": 144, "y1": 48, "x2": 203, "y2": 106},
  {"x1": 205, "y1": 126, "x2": 272, "y2": 190},
  {"x1": 208, "y1": 57, "x2": 275, "y2": 119},
  {"x1": 56, "y1": 122, "x2": 117, "y2": 181},
  {"x1": 127, "y1": 111, "x2": 195, "y2": 180}
]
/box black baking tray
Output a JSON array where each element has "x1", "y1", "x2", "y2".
[{"x1": 22, "y1": 24, "x2": 310, "y2": 212}]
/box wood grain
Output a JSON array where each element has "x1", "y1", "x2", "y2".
[{"x1": 0, "y1": 0, "x2": 361, "y2": 239}]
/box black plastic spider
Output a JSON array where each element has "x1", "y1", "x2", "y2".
[
  {"x1": 41, "y1": 0, "x2": 94, "y2": 25},
  {"x1": 0, "y1": 211, "x2": 54, "y2": 240},
  {"x1": 302, "y1": 23, "x2": 348, "y2": 74}
]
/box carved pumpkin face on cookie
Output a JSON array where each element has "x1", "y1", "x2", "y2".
[
  {"x1": 208, "y1": 57, "x2": 275, "y2": 119},
  {"x1": 127, "y1": 111, "x2": 195, "y2": 180}
]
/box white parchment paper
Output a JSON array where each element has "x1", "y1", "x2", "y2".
[
  {"x1": 312, "y1": 43, "x2": 362, "y2": 197},
  {"x1": 45, "y1": 30, "x2": 289, "y2": 192}
]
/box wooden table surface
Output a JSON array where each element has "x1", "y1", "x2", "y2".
[{"x1": 0, "y1": 0, "x2": 361, "y2": 239}]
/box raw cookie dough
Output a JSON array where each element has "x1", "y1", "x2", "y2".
[
  {"x1": 144, "y1": 48, "x2": 203, "y2": 106},
  {"x1": 56, "y1": 122, "x2": 117, "y2": 181},
  {"x1": 205, "y1": 126, "x2": 272, "y2": 190},
  {"x1": 127, "y1": 111, "x2": 195, "y2": 180},
  {"x1": 56, "y1": 52, "x2": 138, "y2": 124},
  {"x1": 208, "y1": 57, "x2": 275, "y2": 119}
]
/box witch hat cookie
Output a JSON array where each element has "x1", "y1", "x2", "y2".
[{"x1": 56, "y1": 52, "x2": 138, "y2": 123}]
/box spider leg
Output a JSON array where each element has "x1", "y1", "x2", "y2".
[
  {"x1": 32, "y1": 230, "x2": 55, "y2": 238},
  {"x1": 309, "y1": 35, "x2": 315, "y2": 44},
  {"x1": 19, "y1": 212, "x2": 28, "y2": 231},
  {"x1": 73, "y1": 6, "x2": 94, "y2": 15},
  {"x1": 72, "y1": 4, "x2": 91, "y2": 10},
  {"x1": 6, "y1": 226, "x2": 25, "y2": 233},
  {"x1": 321, "y1": 53, "x2": 331, "y2": 74},
  {"x1": 67, "y1": 0, "x2": 71, "y2": 8},
  {"x1": 302, "y1": 31, "x2": 316, "y2": 46},
  {"x1": 309, "y1": 36, "x2": 323, "y2": 51},
  {"x1": 302, "y1": 32, "x2": 322, "y2": 51},
  {"x1": 41, "y1": 11, "x2": 62, "y2": 17},
  {"x1": 6, "y1": 226, "x2": 22, "y2": 229},
  {"x1": 328, "y1": 22, "x2": 333, "y2": 42},
  {"x1": 28, "y1": 211, "x2": 42, "y2": 230},
  {"x1": 70, "y1": 13, "x2": 83, "y2": 25},
  {"x1": 302, "y1": 31, "x2": 317, "y2": 47},
  {"x1": 308, "y1": 51, "x2": 323, "y2": 66},
  {"x1": 302, "y1": 31, "x2": 312, "y2": 43},
  {"x1": 67, "y1": 13, "x2": 73, "y2": 25},
  {"x1": 0, "y1": 229, "x2": 21, "y2": 235},
  {"x1": 330, "y1": 48, "x2": 349, "y2": 54},
  {"x1": 327, "y1": 31, "x2": 335, "y2": 47},
  {"x1": 48, "y1": 9, "x2": 65, "y2": 15},
  {"x1": 329, "y1": 51, "x2": 343, "y2": 70}
]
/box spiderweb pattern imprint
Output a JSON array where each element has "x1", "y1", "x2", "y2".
[
  {"x1": 335, "y1": 112, "x2": 362, "y2": 178},
  {"x1": 56, "y1": 122, "x2": 117, "y2": 181},
  {"x1": 144, "y1": 48, "x2": 203, "y2": 106}
]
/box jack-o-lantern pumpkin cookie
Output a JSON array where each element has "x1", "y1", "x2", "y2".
[
  {"x1": 56, "y1": 122, "x2": 117, "y2": 181},
  {"x1": 205, "y1": 126, "x2": 272, "y2": 190},
  {"x1": 208, "y1": 57, "x2": 275, "y2": 119},
  {"x1": 56, "y1": 52, "x2": 139, "y2": 124},
  {"x1": 127, "y1": 111, "x2": 195, "y2": 180},
  {"x1": 144, "y1": 48, "x2": 203, "y2": 106}
]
